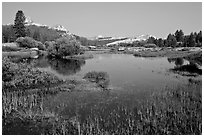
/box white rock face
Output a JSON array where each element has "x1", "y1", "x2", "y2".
[
  {"x1": 24, "y1": 16, "x2": 69, "y2": 33},
  {"x1": 98, "y1": 36, "x2": 128, "y2": 41},
  {"x1": 106, "y1": 35, "x2": 156, "y2": 46},
  {"x1": 52, "y1": 24, "x2": 68, "y2": 32},
  {"x1": 24, "y1": 16, "x2": 49, "y2": 27},
  {"x1": 25, "y1": 16, "x2": 33, "y2": 24}
]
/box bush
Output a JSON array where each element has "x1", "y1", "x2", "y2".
[
  {"x1": 47, "y1": 35, "x2": 82, "y2": 58},
  {"x1": 2, "y1": 57, "x2": 18, "y2": 82},
  {"x1": 36, "y1": 41, "x2": 46, "y2": 50},
  {"x1": 83, "y1": 71, "x2": 110, "y2": 89},
  {"x1": 2, "y1": 56, "x2": 62, "y2": 91},
  {"x1": 44, "y1": 41, "x2": 55, "y2": 49},
  {"x1": 16, "y1": 37, "x2": 46, "y2": 50}
]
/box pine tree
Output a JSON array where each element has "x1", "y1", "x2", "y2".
[
  {"x1": 157, "y1": 38, "x2": 164, "y2": 47},
  {"x1": 183, "y1": 35, "x2": 190, "y2": 47},
  {"x1": 167, "y1": 34, "x2": 177, "y2": 47},
  {"x1": 188, "y1": 32, "x2": 196, "y2": 47},
  {"x1": 13, "y1": 10, "x2": 26, "y2": 38},
  {"x1": 147, "y1": 36, "x2": 156, "y2": 44},
  {"x1": 196, "y1": 31, "x2": 202, "y2": 43},
  {"x1": 175, "y1": 29, "x2": 184, "y2": 42}
]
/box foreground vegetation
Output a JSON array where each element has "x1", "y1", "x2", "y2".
[
  {"x1": 3, "y1": 82, "x2": 201, "y2": 134},
  {"x1": 2, "y1": 56, "x2": 202, "y2": 135}
]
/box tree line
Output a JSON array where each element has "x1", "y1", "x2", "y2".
[{"x1": 147, "y1": 30, "x2": 202, "y2": 47}]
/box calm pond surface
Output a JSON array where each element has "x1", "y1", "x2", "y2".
[{"x1": 32, "y1": 54, "x2": 201, "y2": 119}]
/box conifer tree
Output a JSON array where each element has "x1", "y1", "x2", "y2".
[
  {"x1": 188, "y1": 32, "x2": 196, "y2": 47},
  {"x1": 167, "y1": 34, "x2": 177, "y2": 47},
  {"x1": 175, "y1": 29, "x2": 184, "y2": 42},
  {"x1": 13, "y1": 10, "x2": 26, "y2": 38}
]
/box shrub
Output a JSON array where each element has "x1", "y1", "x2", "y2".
[
  {"x1": 2, "y1": 56, "x2": 62, "y2": 91},
  {"x1": 44, "y1": 41, "x2": 55, "y2": 49},
  {"x1": 2, "y1": 57, "x2": 18, "y2": 82},
  {"x1": 36, "y1": 41, "x2": 46, "y2": 50},
  {"x1": 47, "y1": 35, "x2": 82, "y2": 58},
  {"x1": 16, "y1": 37, "x2": 45, "y2": 50},
  {"x1": 83, "y1": 71, "x2": 110, "y2": 89}
]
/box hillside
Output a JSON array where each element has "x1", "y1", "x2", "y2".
[{"x1": 2, "y1": 16, "x2": 155, "y2": 47}]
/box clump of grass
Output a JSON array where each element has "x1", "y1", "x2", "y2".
[
  {"x1": 74, "y1": 83, "x2": 202, "y2": 135},
  {"x1": 83, "y1": 71, "x2": 110, "y2": 89}
]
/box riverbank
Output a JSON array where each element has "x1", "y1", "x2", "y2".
[
  {"x1": 133, "y1": 49, "x2": 200, "y2": 58},
  {"x1": 63, "y1": 53, "x2": 94, "y2": 60}
]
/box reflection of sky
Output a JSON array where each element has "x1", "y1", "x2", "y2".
[
  {"x1": 36, "y1": 54, "x2": 198, "y2": 92},
  {"x1": 77, "y1": 54, "x2": 189, "y2": 92},
  {"x1": 42, "y1": 54, "x2": 201, "y2": 119}
]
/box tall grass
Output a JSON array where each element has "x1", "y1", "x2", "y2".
[
  {"x1": 2, "y1": 90, "x2": 77, "y2": 135},
  {"x1": 76, "y1": 83, "x2": 201, "y2": 135},
  {"x1": 2, "y1": 82, "x2": 201, "y2": 135}
]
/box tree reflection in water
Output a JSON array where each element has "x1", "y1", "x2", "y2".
[
  {"x1": 168, "y1": 57, "x2": 202, "y2": 76},
  {"x1": 167, "y1": 57, "x2": 184, "y2": 66},
  {"x1": 48, "y1": 58, "x2": 85, "y2": 75},
  {"x1": 34, "y1": 56, "x2": 86, "y2": 76}
]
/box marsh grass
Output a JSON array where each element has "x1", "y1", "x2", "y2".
[
  {"x1": 2, "y1": 82, "x2": 201, "y2": 135},
  {"x1": 83, "y1": 71, "x2": 110, "y2": 89},
  {"x1": 2, "y1": 90, "x2": 78, "y2": 135},
  {"x1": 76, "y1": 83, "x2": 201, "y2": 135}
]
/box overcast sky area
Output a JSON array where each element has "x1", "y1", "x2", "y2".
[{"x1": 2, "y1": 2, "x2": 202, "y2": 38}]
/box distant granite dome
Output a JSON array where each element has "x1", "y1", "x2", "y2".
[
  {"x1": 25, "y1": 16, "x2": 33, "y2": 24},
  {"x1": 106, "y1": 34, "x2": 156, "y2": 46},
  {"x1": 24, "y1": 16, "x2": 68, "y2": 33},
  {"x1": 52, "y1": 24, "x2": 68, "y2": 32}
]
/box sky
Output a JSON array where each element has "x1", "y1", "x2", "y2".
[{"x1": 2, "y1": 2, "x2": 202, "y2": 38}]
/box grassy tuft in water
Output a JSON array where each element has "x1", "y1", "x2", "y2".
[{"x1": 83, "y1": 71, "x2": 110, "y2": 89}]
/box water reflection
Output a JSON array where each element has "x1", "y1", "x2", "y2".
[
  {"x1": 167, "y1": 57, "x2": 184, "y2": 66},
  {"x1": 34, "y1": 56, "x2": 86, "y2": 76},
  {"x1": 168, "y1": 57, "x2": 202, "y2": 76},
  {"x1": 48, "y1": 59, "x2": 85, "y2": 75}
]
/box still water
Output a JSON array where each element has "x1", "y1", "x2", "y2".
[
  {"x1": 34, "y1": 54, "x2": 200, "y2": 90},
  {"x1": 32, "y1": 54, "x2": 201, "y2": 118}
]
